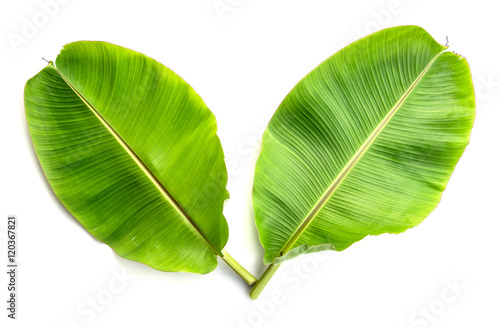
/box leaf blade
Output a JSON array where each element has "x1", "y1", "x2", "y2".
[
  {"x1": 25, "y1": 42, "x2": 229, "y2": 273},
  {"x1": 253, "y1": 26, "x2": 475, "y2": 264}
]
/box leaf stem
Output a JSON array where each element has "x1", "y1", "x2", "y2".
[
  {"x1": 249, "y1": 263, "x2": 281, "y2": 299},
  {"x1": 221, "y1": 250, "x2": 257, "y2": 286}
]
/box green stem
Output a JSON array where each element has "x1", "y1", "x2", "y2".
[
  {"x1": 221, "y1": 250, "x2": 257, "y2": 286},
  {"x1": 249, "y1": 263, "x2": 281, "y2": 300}
]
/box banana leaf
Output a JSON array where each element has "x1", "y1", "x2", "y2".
[{"x1": 251, "y1": 25, "x2": 475, "y2": 298}]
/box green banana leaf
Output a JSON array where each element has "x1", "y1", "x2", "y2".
[
  {"x1": 25, "y1": 41, "x2": 230, "y2": 274},
  {"x1": 253, "y1": 25, "x2": 476, "y2": 266}
]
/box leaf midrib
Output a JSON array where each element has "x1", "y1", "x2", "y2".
[
  {"x1": 278, "y1": 50, "x2": 446, "y2": 257},
  {"x1": 50, "y1": 62, "x2": 222, "y2": 257}
]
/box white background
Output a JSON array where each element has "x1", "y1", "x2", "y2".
[{"x1": 1, "y1": 0, "x2": 499, "y2": 326}]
